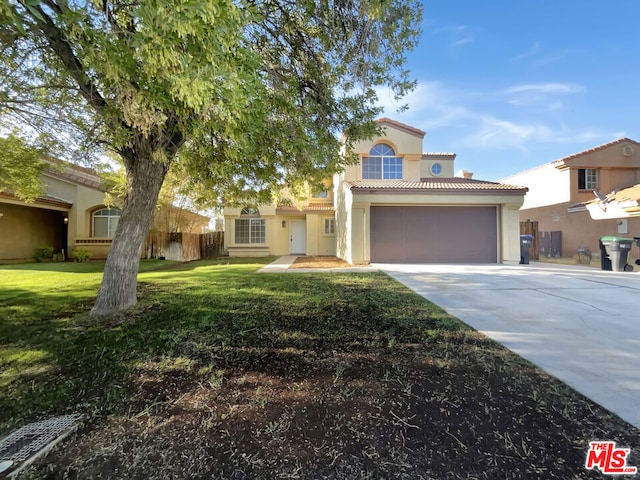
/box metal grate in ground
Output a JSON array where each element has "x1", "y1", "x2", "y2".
[{"x1": 0, "y1": 414, "x2": 82, "y2": 477}]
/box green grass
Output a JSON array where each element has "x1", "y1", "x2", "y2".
[
  {"x1": 5, "y1": 258, "x2": 640, "y2": 479},
  {"x1": 0, "y1": 257, "x2": 450, "y2": 434}
]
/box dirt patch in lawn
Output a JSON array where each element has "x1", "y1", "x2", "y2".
[
  {"x1": 290, "y1": 256, "x2": 352, "y2": 268},
  {"x1": 16, "y1": 272, "x2": 640, "y2": 479},
  {"x1": 23, "y1": 346, "x2": 640, "y2": 479}
]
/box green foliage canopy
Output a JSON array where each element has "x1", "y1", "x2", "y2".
[
  {"x1": 0, "y1": 0, "x2": 422, "y2": 203},
  {"x1": 0, "y1": 132, "x2": 46, "y2": 202}
]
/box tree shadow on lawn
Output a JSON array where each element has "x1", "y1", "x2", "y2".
[{"x1": 9, "y1": 266, "x2": 640, "y2": 479}]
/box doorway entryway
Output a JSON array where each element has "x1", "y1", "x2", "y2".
[{"x1": 289, "y1": 220, "x2": 306, "y2": 254}]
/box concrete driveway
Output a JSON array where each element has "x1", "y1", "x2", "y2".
[{"x1": 375, "y1": 262, "x2": 640, "y2": 429}]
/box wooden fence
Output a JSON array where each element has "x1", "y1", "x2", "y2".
[
  {"x1": 520, "y1": 220, "x2": 539, "y2": 260},
  {"x1": 200, "y1": 231, "x2": 225, "y2": 259},
  {"x1": 144, "y1": 230, "x2": 224, "y2": 261}
]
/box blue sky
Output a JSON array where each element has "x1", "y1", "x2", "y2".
[{"x1": 377, "y1": 0, "x2": 640, "y2": 181}]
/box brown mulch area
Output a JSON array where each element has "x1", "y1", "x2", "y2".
[
  {"x1": 289, "y1": 256, "x2": 352, "y2": 268},
  {"x1": 21, "y1": 343, "x2": 640, "y2": 480}
]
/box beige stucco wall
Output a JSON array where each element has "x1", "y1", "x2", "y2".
[
  {"x1": 565, "y1": 141, "x2": 640, "y2": 170},
  {"x1": 420, "y1": 157, "x2": 455, "y2": 178},
  {"x1": 334, "y1": 179, "x2": 353, "y2": 263},
  {"x1": 345, "y1": 125, "x2": 425, "y2": 183},
  {"x1": 350, "y1": 125, "x2": 423, "y2": 159},
  {"x1": 0, "y1": 202, "x2": 65, "y2": 261},
  {"x1": 224, "y1": 206, "x2": 337, "y2": 257}
]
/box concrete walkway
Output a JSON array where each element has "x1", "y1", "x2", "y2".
[
  {"x1": 376, "y1": 262, "x2": 640, "y2": 429},
  {"x1": 258, "y1": 256, "x2": 376, "y2": 273}
]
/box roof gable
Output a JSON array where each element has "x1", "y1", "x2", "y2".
[
  {"x1": 375, "y1": 118, "x2": 426, "y2": 138},
  {"x1": 554, "y1": 138, "x2": 640, "y2": 169}
]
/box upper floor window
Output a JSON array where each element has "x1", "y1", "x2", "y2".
[
  {"x1": 362, "y1": 144, "x2": 403, "y2": 180},
  {"x1": 312, "y1": 190, "x2": 328, "y2": 199},
  {"x1": 235, "y1": 207, "x2": 265, "y2": 244},
  {"x1": 93, "y1": 208, "x2": 121, "y2": 237},
  {"x1": 578, "y1": 168, "x2": 598, "y2": 190}
]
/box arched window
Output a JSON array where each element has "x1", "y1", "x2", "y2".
[
  {"x1": 362, "y1": 144, "x2": 403, "y2": 179},
  {"x1": 235, "y1": 207, "x2": 265, "y2": 244},
  {"x1": 92, "y1": 208, "x2": 121, "y2": 237}
]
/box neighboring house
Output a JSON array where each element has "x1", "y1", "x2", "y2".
[
  {"x1": 0, "y1": 160, "x2": 209, "y2": 261},
  {"x1": 224, "y1": 118, "x2": 527, "y2": 264},
  {"x1": 500, "y1": 138, "x2": 640, "y2": 258}
]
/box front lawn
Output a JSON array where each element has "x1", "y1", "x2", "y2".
[{"x1": 1, "y1": 259, "x2": 638, "y2": 479}]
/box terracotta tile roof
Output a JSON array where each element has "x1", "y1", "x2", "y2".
[
  {"x1": 423, "y1": 152, "x2": 457, "y2": 159},
  {"x1": 375, "y1": 118, "x2": 426, "y2": 138},
  {"x1": 0, "y1": 191, "x2": 72, "y2": 208},
  {"x1": 276, "y1": 203, "x2": 335, "y2": 214},
  {"x1": 347, "y1": 178, "x2": 528, "y2": 193},
  {"x1": 44, "y1": 168, "x2": 105, "y2": 191}
]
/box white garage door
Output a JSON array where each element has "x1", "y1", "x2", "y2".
[{"x1": 370, "y1": 206, "x2": 498, "y2": 263}]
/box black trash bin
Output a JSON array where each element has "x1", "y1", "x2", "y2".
[
  {"x1": 519, "y1": 235, "x2": 534, "y2": 264},
  {"x1": 598, "y1": 239, "x2": 612, "y2": 271},
  {"x1": 600, "y1": 236, "x2": 634, "y2": 272}
]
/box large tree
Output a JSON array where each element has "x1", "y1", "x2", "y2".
[{"x1": 0, "y1": 0, "x2": 421, "y2": 315}]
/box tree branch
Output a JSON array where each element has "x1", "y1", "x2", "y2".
[{"x1": 18, "y1": 0, "x2": 108, "y2": 113}]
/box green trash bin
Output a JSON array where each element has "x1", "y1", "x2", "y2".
[{"x1": 599, "y1": 236, "x2": 634, "y2": 272}]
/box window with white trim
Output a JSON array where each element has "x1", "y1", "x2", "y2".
[
  {"x1": 324, "y1": 218, "x2": 335, "y2": 235},
  {"x1": 235, "y1": 207, "x2": 265, "y2": 244},
  {"x1": 578, "y1": 168, "x2": 598, "y2": 190},
  {"x1": 92, "y1": 208, "x2": 121, "y2": 237},
  {"x1": 362, "y1": 144, "x2": 403, "y2": 179}
]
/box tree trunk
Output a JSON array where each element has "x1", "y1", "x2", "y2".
[{"x1": 91, "y1": 150, "x2": 169, "y2": 316}]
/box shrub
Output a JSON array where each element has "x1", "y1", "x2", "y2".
[
  {"x1": 33, "y1": 246, "x2": 54, "y2": 262},
  {"x1": 71, "y1": 247, "x2": 93, "y2": 262}
]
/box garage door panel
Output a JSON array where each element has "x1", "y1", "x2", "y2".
[{"x1": 370, "y1": 206, "x2": 497, "y2": 263}]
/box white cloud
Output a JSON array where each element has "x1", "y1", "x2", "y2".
[
  {"x1": 504, "y1": 83, "x2": 585, "y2": 95},
  {"x1": 503, "y1": 83, "x2": 585, "y2": 110},
  {"x1": 376, "y1": 80, "x2": 614, "y2": 154},
  {"x1": 432, "y1": 25, "x2": 475, "y2": 48},
  {"x1": 459, "y1": 115, "x2": 554, "y2": 151},
  {"x1": 451, "y1": 36, "x2": 474, "y2": 47},
  {"x1": 512, "y1": 41, "x2": 541, "y2": 61}
]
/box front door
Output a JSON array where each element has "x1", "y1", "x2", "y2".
[{"x1": 289, "y1": 220, "x2": 306, "y2": 254}]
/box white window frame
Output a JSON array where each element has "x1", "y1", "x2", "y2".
[
  {"x1": 323, "y1": 218, "x2": 335, "y2": 236},
  {"x1": 578, "y1": 168, "x2": 598, "y2": 190},
  {"x1": 362, "y1": 144, "x2": 403, "y2": 180},
  {"x1": 235, "y1": 207, "x2": 265, "y2": 244},
  {"x1": 92, "y1": 208, "x2": 121, "y2": 238}
]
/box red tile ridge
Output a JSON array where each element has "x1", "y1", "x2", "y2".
[{"x1": 375, "y1": 118, "x2": 426, "y2": 138}]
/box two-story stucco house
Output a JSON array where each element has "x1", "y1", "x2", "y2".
[
  {"x1": 224, "y1": 118, "x2": 528, "y2": 264},
  {"x1": 500, "y1": 138, "x2": 640, "y2": 258}
]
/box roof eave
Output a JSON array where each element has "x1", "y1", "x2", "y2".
[{"x1": 349, "y1": 187, "x2": 528, "y2": 195}]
